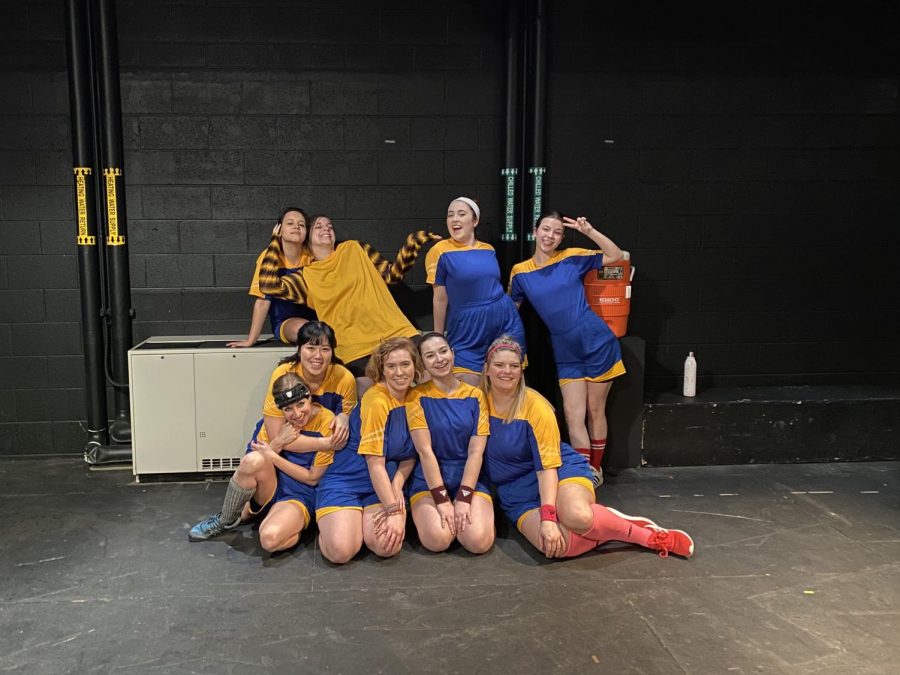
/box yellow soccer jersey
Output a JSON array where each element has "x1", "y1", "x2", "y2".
[
  {"x1": 257, "y1": 403, "x2": 336, "y2": 468},
  {"x1": 356, "y1": 383, "x2": 416, "y2": 462},
  {"x1": 262, "y1": 362, "x2": 357, "y2": 418},
  {"x1": 249, "y1": 248, "x2": 310, "y2": 298},
  {"x1": 303, "y1": 241, "x2": 417, "y2": 363}
]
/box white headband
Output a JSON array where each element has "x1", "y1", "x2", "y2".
[{"x1": 451, "y1": 197, "x2": 480, "y2": 221}]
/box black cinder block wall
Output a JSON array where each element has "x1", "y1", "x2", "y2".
[
  {"x1": 2, "y1": 1, "x2": 899, "y2": 455},
  {"x1": 0, "y1": 0, "x2": 505, "y2": 454},
  {"x1": 545, "y1": 2, "x2": 900, "y2": 392}
]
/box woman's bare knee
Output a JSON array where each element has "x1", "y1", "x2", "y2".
[{"x1": 319, "y1": 535, "x2": 360, "y2": 564}]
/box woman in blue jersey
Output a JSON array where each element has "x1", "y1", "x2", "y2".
[
  {"x1": 426, "y1": 197, "x2": 525, "y2": 386},
  {"x1": 509, "y1": 212, "x2": 625, "y2": 476},
  {"x1": 315, "y1": 337, "x2": 422, "y2": 564},
  {"x1": 228, "y1": 207, "x2": 316, "y2": 347},
  {"x1": 261, "y1": 320, "x2": 355, "y2": 450},
  {"x1": 481, "y1": 336, "x2": 694, "y2": 559},
  {"x1": 407, "y1": 332, "x2": 494, "y2": 554},
  {"x1": 188, "y1": 373, "x2": 336, "y2": 552}
]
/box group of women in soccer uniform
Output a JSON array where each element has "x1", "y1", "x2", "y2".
[{"x1": 187, "y1": 199, "x2": 694, "y2": 562}]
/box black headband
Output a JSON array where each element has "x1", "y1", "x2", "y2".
[{"x1": 273, "y1": 382, "x2": 311, "y2": 409}]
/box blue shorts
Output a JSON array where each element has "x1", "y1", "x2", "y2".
[
  {"x1": 448, "y1": 295, "x2": 525, "y2": 374},
  {"x1": 315, "y1": 458, "x2": 407, "y2": 519},
  {"x1": 408, "y1": 458, "x2": 491, "y2": 506},
  {"x1": 551, "y1": 311, "x2": 624, "y2": 382},
  {"x1": 244, "y1": 419, "x2": 316, "y2": 526},
  {"x1": 494, "y1": 444, "x2": 594, "y2": 529},
  {"x1": 249, "y1": 475, "x2": 316, "y2": 527}
]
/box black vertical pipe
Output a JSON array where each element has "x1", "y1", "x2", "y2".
[
  {"x1": 94, "y1": 0, "x2": 133, "y2": 444},
  {"x1": 64, "y1": 0, "x2": 109, "y2": 454},
  {"x1": 499, "y1": 0, "x2": 522, "y2": 277},
  {"x1": 526, "y1": 0, "x2": 548, "y2": 241}
]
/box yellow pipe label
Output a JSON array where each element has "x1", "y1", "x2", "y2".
[
  {"x1": 73, "y1": 167, "x2": 96, "y2": 246},
  {"x1": 104, "y1": 168, "x2": 125, "y2": 246}
]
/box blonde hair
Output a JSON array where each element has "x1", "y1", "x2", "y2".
[
  {"x1": 480, "y1": 335, "x2": 526, "y2": 424},
  {"x1": 365, "y1": 336, "x2": 424, "y2": 384}
]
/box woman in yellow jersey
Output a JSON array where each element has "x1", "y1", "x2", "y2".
[
  {"x1": 509, "y1": 212, "x2": 626, "y2": 480},
  {"x1": 228, "y1": 207, "x2": 316, "y2": 347},
  {"x1": 261, "y1": 321, "x2": 356, "y2": 451},
  {"x1": 188, "y1": 373, "x2": 337, "y2": 553},
  {"x1": 407, "y1": 332, "x2": 494, "y2": 554},
  {"x1": 481, "y1": 336, "x2": 694, "y2": 560},
  {"x1": 261, "y1": 214, "x2": 438, "y2": 397},
  {"x1": 315, "y1": 337, "x2": 421, "y2": 564}
]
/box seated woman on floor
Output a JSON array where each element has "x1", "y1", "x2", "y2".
[
  {"x1": 188, "y1": 372, "x2": 338, "y2": 553},
  {"x1": 480, "y1": 336, "x2": 694, "y2": 560}
]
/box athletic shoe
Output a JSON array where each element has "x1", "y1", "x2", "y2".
[
  {"x1": 188, "y1": 513, "x2": 241, "y2": 542},
  {"x1": 590, "y1": 465, "x2": 604, "y2": 489},
  {"x1": 604, "y1": 506, "x2": 660, "y2": 530},
  {"x1": 646, "y1": 527, "x2": 694, "y2": 558}
]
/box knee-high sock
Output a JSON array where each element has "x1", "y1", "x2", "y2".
[
  {"x1": 589, "y1": 438, "x2": 606, "y2": 470},
  {"x1": 220, "y1": 476, "x2": 255, "y2": 523},
  {"x1": 574, "y1": 447, "x2": 591, "y2": 462},
  {"x1": 583, "y1": 504, "x2": 652, "y2": 546},
  {"x1": 564, "y1": 532, "x2": 600, "y2": 557}
]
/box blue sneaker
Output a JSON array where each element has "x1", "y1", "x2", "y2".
[{"x1": 188, "y1": 513, "x2": 241, "y2": 542}]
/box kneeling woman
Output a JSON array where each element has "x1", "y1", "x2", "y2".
[
  {"x1": 315, "y1": 337, "x2": 421, "y2": 564},
  {"x1": 481, "y1": 337, "x2": 694, "y2": 559},
  {"x1": 407, "y1": 332, "x2": 494, "y2": 554},
  {"x1": 189, "y1": 373, "x2": 336, "y2": 553}
]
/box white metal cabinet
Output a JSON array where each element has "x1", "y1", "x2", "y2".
[{"x1": 129, "y1": 336, "x2": 294, "y2": 479}]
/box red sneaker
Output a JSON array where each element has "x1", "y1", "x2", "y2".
[
  {"x1": 604, "y1": 507, "x2": 660, "y2": 530},
  {"x1": 647, "y1": 527, "x2": 694, "y2": 558}
]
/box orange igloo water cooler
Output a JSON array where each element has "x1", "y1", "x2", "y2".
[{"x1": 584, "y1": 251, "x2": 633, "y2": 337}]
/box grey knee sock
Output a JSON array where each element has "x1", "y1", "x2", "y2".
[{"x1": 220, "y1": 476, "x2": 255, "y2": 523}]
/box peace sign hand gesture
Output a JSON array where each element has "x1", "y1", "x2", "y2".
[{"x1": 562, "y1": 216, "x2": 593, "y2": 235}]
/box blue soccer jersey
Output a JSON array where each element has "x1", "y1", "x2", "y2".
[
  {"x1": 509, "y1": 248, "x2": 623, "y2": 382},
  {"x1": 426, "y1": 240, "x2": 525, "y2": 373},
  {"x1": 315, "y1": 383, "x2": 415, "y2": 517}
]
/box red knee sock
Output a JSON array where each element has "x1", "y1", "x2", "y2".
[
  {"x1": 574, "y1": 447, "x2": 591, "y2": 463},
  {"x1": 583, "y1": 504, "x2": 652, "y2": 546},
  {"x1": 589, "y1": 438, "x2": 606, "y2": 470},
  {"x1": 564, "y1": 531, "x2": 600, "y2": 557}
]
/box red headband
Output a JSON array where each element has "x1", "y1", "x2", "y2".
[{"x1": 486, "y1": 340, "x2": 522, "y2": 363}]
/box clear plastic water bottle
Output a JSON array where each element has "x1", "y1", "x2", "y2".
[{"x1": 683, "y1": 352, "x2": 697, "y2": 397}]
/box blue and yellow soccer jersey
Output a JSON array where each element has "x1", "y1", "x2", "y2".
[
  {"x1": 262, "y1": 362, "x2": 357, "y2": 419},
  {"x1": 255, "y1": 403, "x2": 335, "y2": 471},
  {"x1": 426, "y1": 240, "x2": 506, "y2": 304},
  {"x1": 426, "y1": 239, "x2": 525, "y2": 373},
  {"x1": 357, "y1": 383, "x2": 416, "y2": 462},
  {"x1": 249, "y1": 248, "x2": 316, "y2": 342},
  {"x1": 302, "y1": 241, "x2": 417, "y2": 364},
  {"x1": 406, "y1": 381, "x2": 489, "y2": 463},
  {"x1": 509, "y1": 248, "x2": 622, "y2": 382},
  {"x1": 315, "y1": 383, "x2": 415, "y2": 517},
  {"x1": 483, "y1": 388, "x2": 562, "y2": 486}
]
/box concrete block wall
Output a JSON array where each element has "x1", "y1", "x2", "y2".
[
  {"x1": 0, "y1": 0, "x2": 504, "y2": 454},
  {"x1": 545, "y1": 2, "x2": 900, "y2": 391},
  {"x1": 2, "y1": 1, "x2": 899, "y2": 455}
]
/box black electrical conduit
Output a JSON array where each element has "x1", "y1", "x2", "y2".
[{"x1": 64, "y1": 0, "x2": 133, "y2": 464}]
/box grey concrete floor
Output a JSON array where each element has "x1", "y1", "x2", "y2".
[{"x1": 1, "y1": 458, "x2": 898, "y2": 674}]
